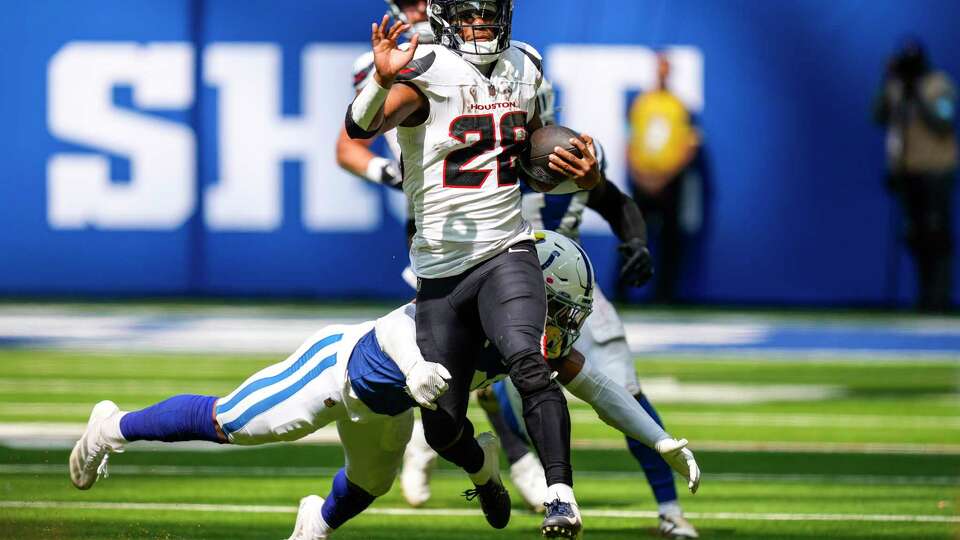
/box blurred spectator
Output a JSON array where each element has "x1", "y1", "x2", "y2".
[
  {"x1": 874, "y1": 38, "x2": 958, "y2": 312},
  {"x1": 627, "y1": 52, "x2": 700, "y2": 303}
]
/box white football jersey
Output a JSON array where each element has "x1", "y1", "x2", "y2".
[{"x1": 395, "y1": 41, "x2": 543, "y2": 278}]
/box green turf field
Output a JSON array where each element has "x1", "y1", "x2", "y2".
[{"x1": 0, "y1": 348, "x2": 957, "y2": 539}]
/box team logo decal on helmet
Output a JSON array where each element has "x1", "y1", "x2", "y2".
[
  {"x1": 535, "y1": 231, "x2": 595, "y2": 358},
  {"x1": 428, "y1": 0, "x2": 514, "y2": 65}
]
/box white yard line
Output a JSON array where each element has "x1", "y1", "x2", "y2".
[
  {"x1": 1, "y1": 464, "x2": 955, "y2": 486},
  {"x1": 2, "y1": 423, "x2": 959, "y2": 454},
  {"x1": 0, "y1": 501, "x2": 956, "y2": 523}
]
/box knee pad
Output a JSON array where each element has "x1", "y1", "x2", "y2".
[{"x1": 507, "y1": 350, "x2": 555, "y2": 396}]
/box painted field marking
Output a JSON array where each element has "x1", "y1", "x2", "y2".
[
  {"x1": 1, "y1": 501, "x2": 957, "y2": 523},
  {"x1": 1, "y1": 464, "x2": 956, "y2": 486},
  {"x1": 3, "y1": 423, "x2": 960, "y2": 455}
]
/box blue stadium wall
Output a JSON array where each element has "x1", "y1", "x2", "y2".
[{"x1": 1, "y1": 0, "x2": 958, "y2": 305}]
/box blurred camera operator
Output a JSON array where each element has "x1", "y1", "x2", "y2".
[{"x1": 874, "y1": 38, "x2": 958, "y2": 312}]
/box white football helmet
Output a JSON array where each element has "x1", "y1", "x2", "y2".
[{"x1": 535, "y1": 230, "x2": 595, "y2": 358}]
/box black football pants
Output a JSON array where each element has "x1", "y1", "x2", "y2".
[{"x1": 415, "y1": 241, "x2": 573, "y2": 487}]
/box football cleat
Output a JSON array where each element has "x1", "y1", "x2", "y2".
[
  {"x1": 462, "y1": 432, "x2": 511, "y2": 529},
  {"x1": 541, "y1": 497, "x2": 582, "y2": 538},
  {"x1": 69, "y1": 400, "x2": 123, "y2": 490},
  {"x1": 287, "y1": 495, "x2": 331, "y2": 540},
  {"x1": 659, "y1": 513, "x2": 700, "y2": 539},
  {"x1": 400, "y1": 421, "x2": 439, "y2": 507},
  {"x1": 509, "y1": 452, "x2": 548, "y2": 513}
]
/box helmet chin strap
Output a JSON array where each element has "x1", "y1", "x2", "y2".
[{"x1": 459, "y1": 39, "x2": 502, "y2": 65}]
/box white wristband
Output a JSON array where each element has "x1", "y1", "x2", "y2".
[{"x1": 351, "y1": 77, "x2": 390, "y2": 131}]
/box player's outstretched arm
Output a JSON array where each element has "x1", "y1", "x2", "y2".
[
  {"x1": 550, "y1": 349, "x2": 701, "y2": 493},
  {"x1": 345, "y1": 17, "x2": 426, "y2": 140},
  {"x1": 335, "y1": 126, "x2": 402, "y2": 188}
]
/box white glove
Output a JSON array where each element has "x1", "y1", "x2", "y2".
[
  {"x1": 655, "y1": 438, "x2": 701, "y2": 494},
  {"x1": 404, "y1": 361, "x2": 452, "y2": 410}
]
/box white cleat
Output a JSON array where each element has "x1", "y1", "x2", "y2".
[
  {"x1": 69, "y1": 400, "x2": 123, "y2": 490},
  {"x1": 509, "y1": 452, "x2": 548, "y2": 513},
  {"x1": 659, "y1": 513, "x2": 699, "y2": 539},
  {"x1": 399, "y1": 420, "x2": 439, "y2": 507},
  {"x1": 287, "y1": 495, "x2": 331, "y2": 540}
]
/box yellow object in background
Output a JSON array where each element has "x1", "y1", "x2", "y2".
[{"x1": 629, "y1": 90, "x2": 693, "y2": 176}]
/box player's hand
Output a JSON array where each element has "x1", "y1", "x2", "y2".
[
  {"x1": 548, "y1": 133, "x2": 601, "y2": 190},
  {"x1": 371, "y1": 15, "x2": 420, "y2": 87},
  {"x1": 404, "y1": 361, "x2": 452, "y2": 410},
  {"x1": 618, "y1": 238, "x2": 654, "y2": 287},
  {"x1": 655, "y1": 438, "x2": 701, "y2": 494}
]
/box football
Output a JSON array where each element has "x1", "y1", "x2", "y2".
[{"x1": 521, "y1": 124, "x2": 585, "y2": 194}]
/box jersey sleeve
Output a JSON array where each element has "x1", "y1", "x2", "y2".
[
  {"x1": 511, "y1": 40, "x2": 544, "y2": 87},
  {"x1": 393, "y1": 44, "x2": 448, "y2": 100}
]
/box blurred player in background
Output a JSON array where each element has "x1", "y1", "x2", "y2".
[
  {"x1": 627, "y1": 52, "x2": 700, "y2": 304},
  {"x1": 337, "y1": 0, "x2": 433, "y2": 289},
  {"x1": 344, "y1": 0, "x2": 604, "y2": 536},
  {"x1": 874, "y1": 38, "x2": 958, "y2": 312}
]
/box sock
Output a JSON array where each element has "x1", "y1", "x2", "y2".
[
  {"x1": 483, "y1": 402, "x2": 531, "y2": 465},
  {"x1": 119, "y1": 395, "x2": 223, "y2": 443},
  {"x1": 321, "y1": 469, "x2": 376, "y2": 529},
  {"x1": 658, "y1": 499, "x2": 683, "y2": 518},
  {"x1": 546, "y1": 483, "x2": 577, "y2": 506},
  {"x1": 626, "y1": 393, "x2": 678, "y2": 505}
]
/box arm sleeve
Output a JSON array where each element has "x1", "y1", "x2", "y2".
[
  {"x1": 562, "y1": 353, "x2": 668, "y2": 447},
  {"x1": 586, "y1": 178, "x2": 648, "y2": 245},
  {"x1": 373, "y1": 303, "x2": 424, "y2": 377}
]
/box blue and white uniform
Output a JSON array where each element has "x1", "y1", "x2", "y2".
[{"x1": 214, "y1": 304, "x2": 505, "y2": 496}]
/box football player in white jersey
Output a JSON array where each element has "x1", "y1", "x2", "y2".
[
  {"x1": 67, "y1": 233, "x2": 699, "y2": 539},
  {"x1": 344, "y1": 1, "x2": 603, "y2": 537}
]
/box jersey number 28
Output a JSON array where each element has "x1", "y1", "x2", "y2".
[{"x1": 443, "y1": 111, "x2": 527, "y2": 189}]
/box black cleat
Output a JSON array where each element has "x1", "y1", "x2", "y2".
[
  {"x1": 462, "y1": 432, "x2": 511, "y2": 529},
  {"x1": 463, "y1": 479, "x2": 511, "y2": 529},
  {"x1": 541, "y1": 497, "x2": 582, "y2": 538}
]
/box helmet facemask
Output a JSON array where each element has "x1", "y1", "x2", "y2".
[
  {"x1": 429, "y1": 0, "x2": 513, "y2": 65},
  {"x1": 536, "y1": 230, "x2": 596, "y2": 359},
  {"x1": 544, "y1": 291, "x2": 592, "y2": 359}
]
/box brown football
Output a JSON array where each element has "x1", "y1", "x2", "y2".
[{"x1": 521, "y1": 124, "x2": 582, "y2": 190}]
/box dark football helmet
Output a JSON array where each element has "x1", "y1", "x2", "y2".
[
  {"x1": 384, "y1": 0, "x2": 435, "y2": 43},
  {"x1": 428, "y1": 0, "x2": 514, "y2": 65}
]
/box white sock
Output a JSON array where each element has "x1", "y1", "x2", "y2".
[
  {"x1": 469, "y1": 467, "x2": 492, "y2": 486},
  {"x1": 658, "y1": 500, "x2": 682, "y2": 517},
  {"x1": 546, "y1": 483, "x2": 576, "y2": 505},
  {"x1": 101, "y1": 411, "x2": 128, "y2": 447}
]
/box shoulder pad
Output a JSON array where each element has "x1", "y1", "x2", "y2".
[
  {"x1": 396, "y1": 45, "x2": 441, "y2": 83},
  {"x1": 510, "y1": 40, "x2": 543, "y2": 75}
]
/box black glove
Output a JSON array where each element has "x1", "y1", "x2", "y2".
[{"x1": 618, "y1": 238, "x2": 654, "y2": 287}]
